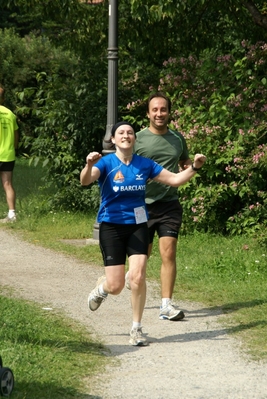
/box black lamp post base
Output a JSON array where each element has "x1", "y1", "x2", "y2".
[{"x1": 92, "y1": 222, "x2": 100, "y2": 240}]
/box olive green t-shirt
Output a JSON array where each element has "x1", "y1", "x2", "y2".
[
  {"x1": 0, "y1": 105, "x2": 18, "y2": 162},
  {"x1": 134, "y1": 127, "x2": 189, "y2": 204}
]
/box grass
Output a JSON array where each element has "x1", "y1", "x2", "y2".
[
  {"x1": 149, "y1": 233, "x2": 267, "y2": 360},
  {"x1": 0, "y1": 158, "x2": 267, "y2": 397},
  {"x1": 0, "y1": 289, "x2": 106, "y2": 399}
]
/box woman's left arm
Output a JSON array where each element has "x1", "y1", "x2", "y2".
[{"x1": 153, "y1": 154, "x2": 206, "y2": 187}]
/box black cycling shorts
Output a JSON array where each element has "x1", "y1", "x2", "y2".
[
  {"x1": 99, "y1": 222, "x2": 149, "y2": 266},
  {"x1": 146, "y1": 200, "x2": 183, "y2": 243},
  {"x1": 0, "y1": 161, "x2": 15, "y2": 172}
]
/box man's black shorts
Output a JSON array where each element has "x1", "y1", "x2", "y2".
[
  {"x1": 146, "y1": 200, "x2": 183, "y2": 243},
  {"x1": 0, "y1": 161, "x2": 15, "y2": 172}
]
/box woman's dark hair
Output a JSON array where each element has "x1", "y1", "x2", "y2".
[
  {"x1": 110, "y1": 121, "x2": 135, "y2": 137},
  {"x1": 103, "y1": 121, "x2": 135, "y2": 151}
]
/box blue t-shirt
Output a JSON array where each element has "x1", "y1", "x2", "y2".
[{"x1": 94, "y1": 153, "x2": 163, "y2": 224}]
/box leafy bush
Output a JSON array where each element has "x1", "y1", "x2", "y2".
[
  {"x1": 3, "y1": 28, "x2": 267, "y2": 232},
  {"x1": 0, "y1": 28, "x2": 76, "y2": 108},
  {"x1": 127, "y1": 40, "x2": 267, "y2": 236},
  {"x1": 19, "y1": 60, "x2": 106, "y2": 210},
  {"x1": 0, "y1": 29, "x2": 105, "y2": 211}
]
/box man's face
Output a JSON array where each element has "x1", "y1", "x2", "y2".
[{"x1": 147, "y1": 97, "x2": 169, "y2": 131}]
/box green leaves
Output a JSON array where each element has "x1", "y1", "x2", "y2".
[
  {"x1": 1, "y1": 0, "x2": 267, "y2": 233},
  {"x1": 128, "y1": 40, "x2": 267, "y2": 236}
]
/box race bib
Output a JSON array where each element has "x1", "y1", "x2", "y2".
[{"x1": 134, "y1": 206, "x2": 147, "y2": 224}]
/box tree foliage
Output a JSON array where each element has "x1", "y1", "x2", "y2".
[
  {"x1": 1, "y1": 0, "x2": 267, "y2": 237},
  {"x1": 127, "y1": 40, "x2": 267, "y2": 236}
]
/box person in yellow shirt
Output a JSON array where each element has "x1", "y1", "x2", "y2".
[{"x1": 0, "y1": 85, "x2": 19, "y2": 222}]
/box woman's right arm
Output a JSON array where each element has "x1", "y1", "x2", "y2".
[{"x1": 80, "y1": 152, "x2": 102, "y2": 186}]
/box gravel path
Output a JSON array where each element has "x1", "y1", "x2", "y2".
[{"x1": 1, "y1": 229, "x2": 267, "y2": 399}]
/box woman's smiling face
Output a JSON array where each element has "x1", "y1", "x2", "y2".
[{"x1": 112, "y1": 125, "x2": 136, "y2": 150}]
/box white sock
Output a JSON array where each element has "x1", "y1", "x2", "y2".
[
  {"x1": 162, "y1": 298, "x2": 171, "y2": 308},
  {"x1": 8, "y1": 210, "x2": 16, "y2": 218},
  {"x1": 132, "y1": 321, "x2": 141, "y2": 330},
  {"x1": 99, "y1": 284, "x2": 108, "y2": 296}
]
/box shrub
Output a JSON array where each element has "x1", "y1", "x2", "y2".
[{"x1": 127, "y1": 40, "x2": 267, "y2": 235}]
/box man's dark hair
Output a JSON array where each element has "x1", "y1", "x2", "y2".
[{"x1": 146, "y1": 92, "x2": 171, "y2": 113}]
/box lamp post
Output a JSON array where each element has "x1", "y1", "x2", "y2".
[
  {"x1": 80, "y1": 0, "x2": 118, "y2": 239},
  {"x1": 102, "y1": 0, "x2": 118, "y2": 154}
]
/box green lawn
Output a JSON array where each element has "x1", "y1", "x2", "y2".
[
  {"x1": 0, "y1": 290, "x2": 106, "y2": 399},
  {"x1": 0, "y1": 157, "x2": 266, "y2": 398}
]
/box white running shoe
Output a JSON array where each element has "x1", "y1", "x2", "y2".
[
  {"x1": 129, "y1": 327, "x2": 148, "y2": 346},
  {"x1": 0, "y1": 215, "x2": 16, "y2": 223},
  {"x1": 88, "y1": 275, "x2": 107, "y2": 311},
  {"x1": 159, "y1": 303, "x2": 185, "y2": 321}
]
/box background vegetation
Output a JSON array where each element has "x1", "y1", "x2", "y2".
[
  {"x1": 1, "y1": 1, "x2": 267, "y2": 396},
  {"x1": 0, "y1": 0, "x2": 267, "y2": 238}
]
